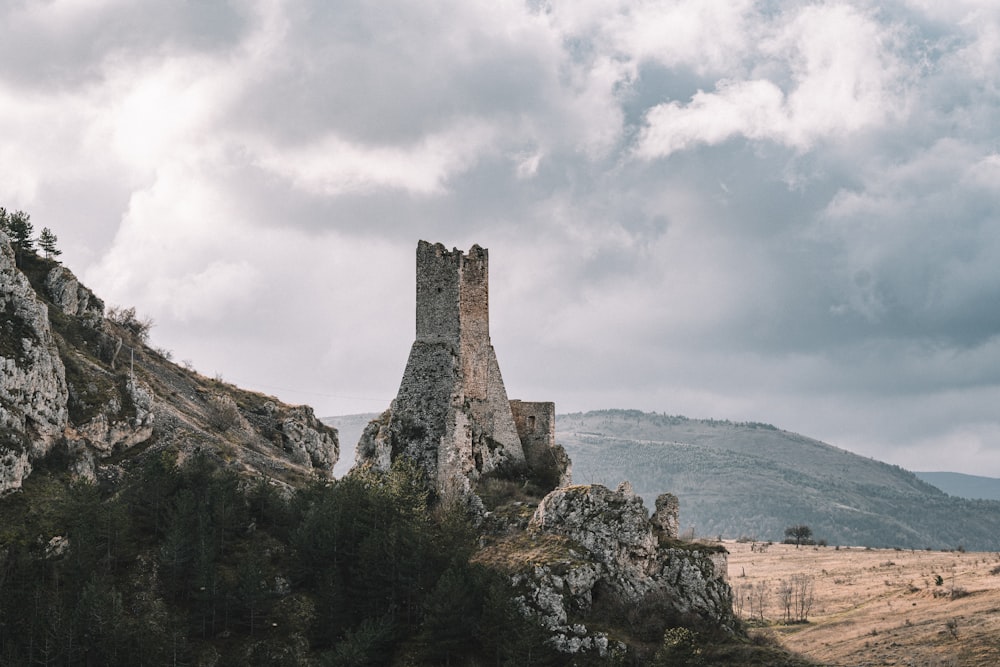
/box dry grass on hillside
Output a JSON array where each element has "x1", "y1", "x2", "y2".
[{"x1": 726, "y1": 540, "x2": 1000, "y2": 666}]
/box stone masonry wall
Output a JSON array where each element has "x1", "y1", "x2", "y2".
[
  {"x1": 415, "y1": 241, "x2": 462, "y2": 342},
  {"x1": 510, "y1": 400, "x2": 571, "y2": 488},
  {"x1": 362, "y1": 241, "x2": 526, "y2": 497}
]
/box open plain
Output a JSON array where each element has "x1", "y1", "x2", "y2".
[{"x1": 726, "y1": 540, "x2": 1000, "y2": 666}]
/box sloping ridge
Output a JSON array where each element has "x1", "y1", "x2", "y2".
[
  {"x1": 1, "y1": 233, "x2": 338, "y2": 493},
  {"x1": 915, "y1": 471, "x2": 1000, "y2": 501},
  {"x1": 558, "y1": 409, "x2": 1000, "y2": 551}
]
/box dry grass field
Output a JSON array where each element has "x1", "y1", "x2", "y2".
[{"x1": 726, "y1": 540, "x2": 1000, "y2": 666}]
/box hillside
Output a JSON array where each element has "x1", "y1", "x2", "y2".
[
  {"x1": 0, "y1": 237, "x2": 339, "y2": 495},
  {"x1": 557, "y1": 410, "x2": 1000, "y2": 551},
  {"x1": 2, "y1": 228, "x2": 813, "y2": 665},
  {"x1": 915, "y1": 471, "x2": 1000, "y2": 501}
]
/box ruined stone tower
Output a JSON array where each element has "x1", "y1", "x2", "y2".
[{"x1": 357, "y1": 241, "x2": 565, "y2": 497}]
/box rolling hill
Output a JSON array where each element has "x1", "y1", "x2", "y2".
[
  {"x1": 556, "y1": 410, "x2": 1000, "y2": 551},
  {"x1": 914, "y1": 471, "x2": 1000, "y2": 501}
]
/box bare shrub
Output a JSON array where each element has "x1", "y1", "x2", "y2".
[
  {"x1": 208, "y1": 395, "x2": 241, "y2": 432},
  {"x1": 792, "y1": 574, "x2": 814, "y2": 622},
  {"x1": 107, "y1": 305, "x2": 154, "y2": 342}
]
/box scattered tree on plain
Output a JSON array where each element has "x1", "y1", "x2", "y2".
[{"x1": 784, "y1": 524, "x2": 813, "y2": 548}]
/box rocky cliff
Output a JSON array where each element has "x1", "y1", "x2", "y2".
[
  {"x1": 0, "y1": 233, "x2": 68, "y2": 491},
  {"x1": 0, "y1": 231, "x2": 338, "y2": 494},
  {"x1": 475, "y1": 482, "x2": 735, "y2": 658}
]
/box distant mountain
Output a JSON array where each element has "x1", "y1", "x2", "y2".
[
  {"x1": 324, "y1": 412, "x2": 379, "y2": 477},
  {"x1": 915, "y1": 471, "x2": 1000, "y2": 501},
  {"x1": 557, "y1": 410, "x2": 1000, "y2": 551}
]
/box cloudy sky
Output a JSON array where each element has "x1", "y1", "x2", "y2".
[{"x1": 3, "y1": 0, "x2": 1000, "y2": 475}]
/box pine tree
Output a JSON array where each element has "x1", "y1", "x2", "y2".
[
  {"x1": 38, "y1": 227, "x2": 61, "y2": 260},
  {"x1": 6, "y1": 210, "x2": 34, "y2": 267}
]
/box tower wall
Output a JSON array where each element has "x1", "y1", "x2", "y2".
[
  {"x1": 460, "y1": 245, "x2": 489, "y2": 399},
  {"x1": 368, "y1": 241, "x2": 525, "y2": 497},
  {"x1": 415, "y1": 241, "x2": 462, "y2": 342}
]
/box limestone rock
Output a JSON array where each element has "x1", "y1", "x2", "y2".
[
  {"x1": 66, "y1": 376, "x2": 155, "y2": 458},
  {"x1": 279, "y1": 406, "x2": 339, "y2": 472},
  {"x1": 43, "y1": 265, "x2": 104, "y2": 323},
  {"x1": 355, "y1": 409, "x2": 392, "y2": 471},
  {"x1": 0, "y1": 232, "x2": 69, "y2": 492},
  {"x1": 0, "y1": 449, "x2": 31, "y2": 494},
  {"x1": 513, "y1": 483, "x2": 736, "y2": 652}
]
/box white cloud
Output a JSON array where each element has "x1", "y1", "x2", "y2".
[
  {"x1": 634, "y1": 3, "x2": 906, "y2": 158},
  {"x1": 607, "y1": 0, "x2": 756, "y2": 74},
  {"x1": 635, "y1": 79, "x2": 786, "y2": 157},
  {"x1": 250, "y1": 121, "x2": 498, "y2": 196}
]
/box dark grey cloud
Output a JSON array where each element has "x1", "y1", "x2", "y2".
[{"x1": 0, "y1": 1, "x2": 250, "y2": 90}]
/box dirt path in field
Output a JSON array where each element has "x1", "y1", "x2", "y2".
[{"x1": 726, "y1": 540, "x2": 1000, "y2": 666}]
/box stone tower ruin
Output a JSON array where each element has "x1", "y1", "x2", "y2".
[{"x1": 356, "y1": 241, "x2": 569, "y2": 497}]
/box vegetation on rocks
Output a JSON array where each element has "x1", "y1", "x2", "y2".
[
  {"x1": 1, "y1": 216, "x2": 819, "y2": 665},
  {"x1": 0, "y1": 453, "x2": 564, "y2": 666}
]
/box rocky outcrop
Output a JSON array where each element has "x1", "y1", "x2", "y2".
[
  {"x1": 1, "y1": 229, "x2": 341, "y2": 491},
  {"x1": 505, "y1": 484, "x2": 735, "y2": 655},
  {"x1": 0, "y1": 232, "x2": 69, "y2": 492},
  {"x1": 44, "y1": 265, "x2": 104, "y2": 322},
  {"x1": 64, "y1": 375, "x2": 156, "y2": 480},
  {"x1": 278, "y1": 405, "x2": 339, "y2": 472}
]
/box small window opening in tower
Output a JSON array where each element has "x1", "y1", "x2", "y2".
[{"x1": 527, "y1": 415, "x2": 536, "y2": 431}]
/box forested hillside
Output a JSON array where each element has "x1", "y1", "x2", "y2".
[
  {"x1": 915, "y1": 471, "x2": 1000, "y2": 501},
  {"x1": 0, "y1": 452, "x2": 562, "y2": 665},
  {"x1": 559, "y1": 410, "x2": 1000, "y2": 550}
]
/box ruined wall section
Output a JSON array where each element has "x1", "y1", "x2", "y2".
[{"x1": 510, "y1": 400, "x2": 571, "y2": 489}]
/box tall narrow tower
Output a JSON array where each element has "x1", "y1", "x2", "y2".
[{"x1": 357, "y1": 241, "x2": 525, "y2": 496}]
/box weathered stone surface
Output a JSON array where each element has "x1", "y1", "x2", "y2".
[
  {"x1": 652, "y1": 492, "x2": 680, "y2": 539},
  {"x1": 65, "y1": 376, "x2": 155, "y2": 458},
  {"x1": 511, "y1": 400, "x2": 571, "y2": 488},
  {"x1": 358, "y1": 240, "x2": 737, "y2": 656},
  {"x1": 515, "y1": 483, "x2": 736, "y2": 651},
  {"x1": 356, "y1": 242, "x2": 528, "y2": 497},
  {"x1": 44, "y1": 265, "x2": 104, "y2": 322},
  {"x1": 0, "y1": 448, "x2": 31, "y2": 494},
  {"x1": 0, "y1": 232, "x2": 69, "y2": 492},
  {"x1": 279, "y1": 405, "x2": 339, "y2": 472},
  {"x1": 2, "y1": 231, "x2": 341, "y2": 490}
]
